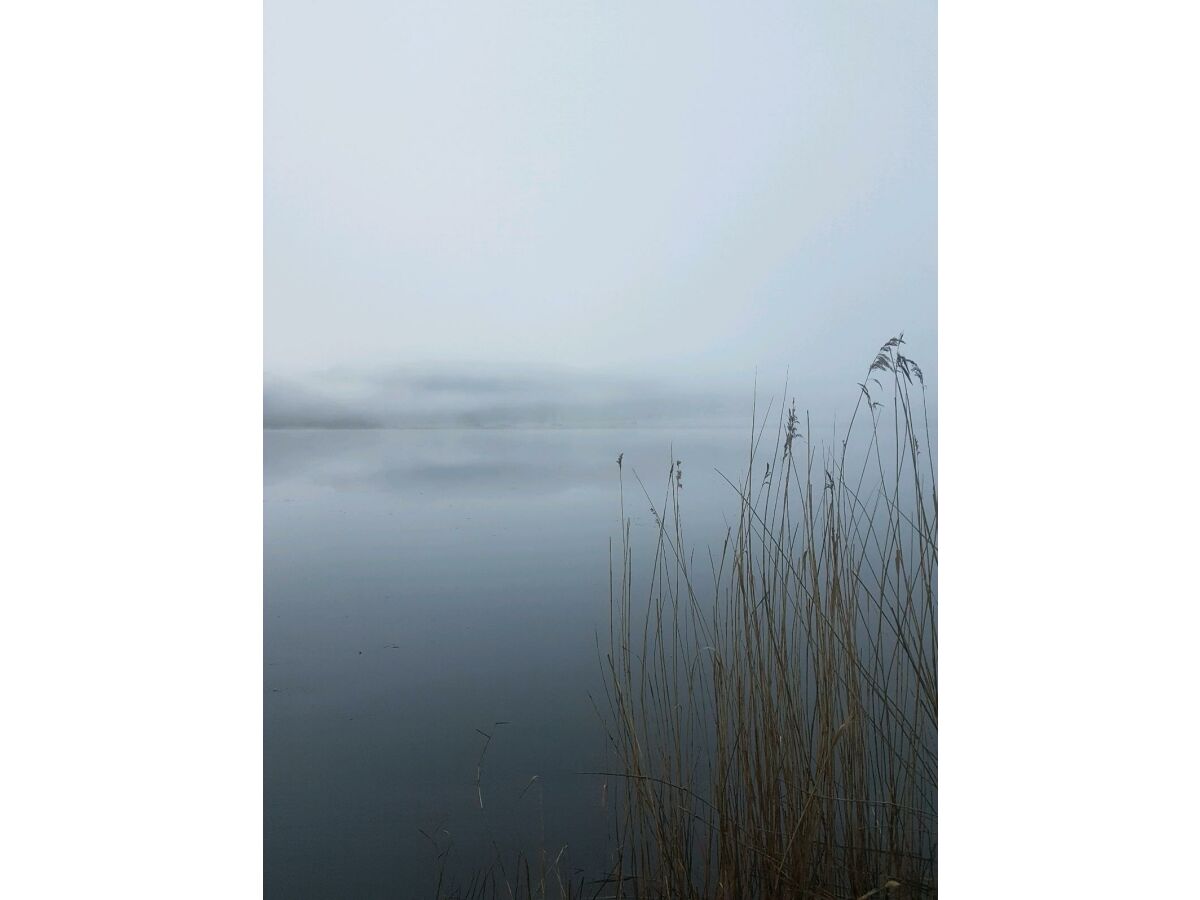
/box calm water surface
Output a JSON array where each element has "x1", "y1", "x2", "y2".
[{"x1": 265, "y1": 426, "x2": 763, "y2": 898}]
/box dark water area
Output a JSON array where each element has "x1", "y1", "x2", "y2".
[{"x1": 264, "y1": 426, "x2": 770, "y2": 898}]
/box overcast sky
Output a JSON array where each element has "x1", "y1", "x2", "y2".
[{"x1": 266, "y1": 0, "x2": 935, "y2": 397}]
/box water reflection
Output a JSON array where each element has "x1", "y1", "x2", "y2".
[{"x1": 264, "y1": 427, "x2": 757, "y2": 898}]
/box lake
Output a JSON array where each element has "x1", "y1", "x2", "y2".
[{"x1": 264, "y1": 426, "x2": 771, "y2": 898}]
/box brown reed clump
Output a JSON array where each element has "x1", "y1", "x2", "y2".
[{"x1": 598, "y1": 335, "x2": 937, "y2": 900}]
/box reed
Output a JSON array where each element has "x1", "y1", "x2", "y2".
[
  {"x1": 429, "y1": 844, "x2": 586, "y2": 900},
  {"x1": 597, "y1": 336, "x2": 937, "y2": 899}
]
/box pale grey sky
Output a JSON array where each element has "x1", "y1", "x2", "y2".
[{"x1": 266, "y1": 0, "x2": 935, "y2": 395}]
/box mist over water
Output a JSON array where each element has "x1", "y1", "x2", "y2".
[
  {"x1": 267, "y1": 365, "x2": 781, "y2": 431},
  {"x1": 262, "y1": 360, "x2": 933, "y2": 432}
]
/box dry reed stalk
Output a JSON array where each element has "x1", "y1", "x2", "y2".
[{"x1": 600, "y1": 336, "x2": 937, "y2": 900}]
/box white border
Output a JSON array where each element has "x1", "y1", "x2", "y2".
[
  {"x1": 941, "y1": 3, "x2": 1200, "y2": 896},
  {"x1": 1, "y1": 2, "x2": 262, "y2": 896}
]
